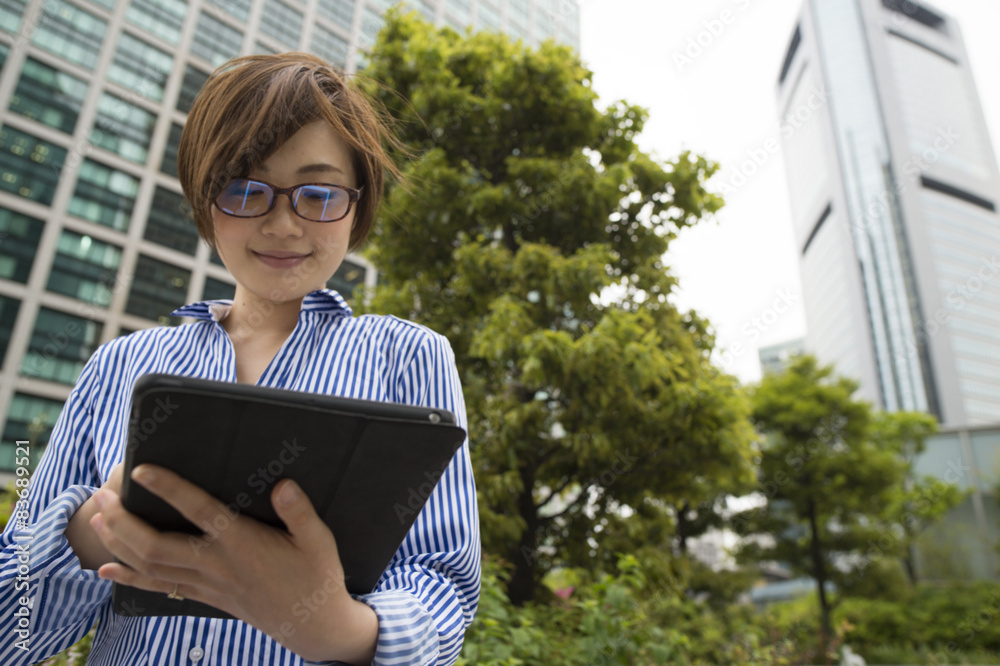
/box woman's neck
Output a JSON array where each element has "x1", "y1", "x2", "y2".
[{"x1": 222, "y1": 288, "x2": 304, "y2": 344}]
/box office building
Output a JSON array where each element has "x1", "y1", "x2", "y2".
[
  {"x1": 777, "y1": 0, "x2": 1000, "y2": 428},
  {"x1": 0, "y1": 0, "x2": 581, "y2": 471},
  {"x1": 758, "y1": 337, "x2": 805, "y2": 376},
  {"x1": 777, "y1": 0, "x2": 1000, "y2": 579}
]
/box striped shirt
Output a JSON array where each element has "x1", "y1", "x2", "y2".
[{"x1": 0, "y1": 290, "x2": 480, "y2": 666}]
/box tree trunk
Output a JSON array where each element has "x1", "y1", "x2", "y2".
[
  {"x1": 806, "y1": 499, "x2": 832, "y2": 650},
  {"x1": 903, "y1": 544, "x2": 918, "y2": 585},
  {"x1": 506, "y1": 466, "x2": 539, "y2": 606},
  {"x1": 676, "y1": 500, "x2": 690, "y2": 555}
]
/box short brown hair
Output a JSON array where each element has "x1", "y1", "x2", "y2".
[{"x1": 178, "y1": 52, "x2": 401, "y2": 251}]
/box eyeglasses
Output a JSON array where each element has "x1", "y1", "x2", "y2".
[{"x1": 214, "y1": 178, "x2": 363, "y2": 223}]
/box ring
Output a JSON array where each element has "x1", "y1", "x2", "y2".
[{"x1": 167, "y1": 583, "x2": 184, "y2": 601}]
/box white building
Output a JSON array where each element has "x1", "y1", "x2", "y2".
[{"x1": 777, "y1": 0, "x2": 1000, "y2": 427}]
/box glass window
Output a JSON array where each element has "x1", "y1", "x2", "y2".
[
  {"x1": 415, "y1": 0, "x2": 435, "y2": 22},
  {"x1": 160, "y1": 122, "x2": 183, "y2": 178},
  {"x1": 90, "y1": 92, "x2": 156, "y2": 163},
  {"x1": 31, "y1": 0, "x2": 107, "y2": 69},
  {"x1": 0, "y1": 295, "x2": 20, "y2": 365},
  {"x1": 144, "y1": 186, "x2": 199, "y2": 254},
  {"x1": 317, "y1": 0, "x2": 353, "y2": 31},
  {"x1": 1, "y1": 393, "x2": 64, "y2": 469},
  {"x1": 47, "y1": 229, "x2": 123, "y2": 306},
  {"x1": 310, "y1": 24, "x2": 348, "y2": 67},
  {"x1": 326, "y1": 257, "x2": 369, "y2": 299},
  {"x1": 359, "y1": 7, "x2": 384, "y2": 48},
  {"x1": 509, "y1": 0, "x2": 529, "y2": 23},
  {"x1": 970, "y1": 429, "x2": 1000, "y2": 491},
  {"x1": 557, "y1": 0, "x2": 578, "y2": 36},
  {"x1": 126, "y1": 0, "x2": 187, "y2": 44},
  {"x1": 210, "y1": 251, "x2": 225, "y2": 267},
  {"x1": 87, "y1": 0, "x2": 114, "y2": 9},
  {"x1": 914, "y1": 433, "x2": 973, "y2": 490},
  {"x1": 254, "y1": 40, "x2": 279, "y2": 55},
  {"x1": 68, "y1": 159, "x2": 140, "y2": 231},
  {"x1": 0, "y1": 125, "x2": 68, "y2": 206},
  {"x1": 202, "y1": 276, "x2": 234, "y2": 300},
  {"x1": 0, "y1": 41, "x2": 9, "y2": 72},
  {"x1": 1, "y1": 0, "x2": 28, "y2": 34},
  {"x1": 21, "y1": 307, "x2": 103, "y2": 385},
  {"x1": 206, "y1": 0, "x2": 249, "y2": 22},
  {"x1": 477, "y1": 1, "x2": 500, "y2": 30},
  {"x1": 536, "y1": 9, "x2": 553, "y2": 40},
  {"x1": 0, "y1": 207, "x2": 44, "y2": 283},
  {"x1": 126, "y1": 254, "x2": 189, "y2": 323},
  {"x1": 9, "y1": 57, "x2": 88, "y2": 135},
  {"x1": 177, "y1": 64, "x2": 210, "y2": 114},
  {"x1": 108, "y1": 32, "x2": 173, "y2": 102},
  {"x1": 191, "y1": 12, "x2": 242, "y2": 67},
  {"x1": 260, "y1": 0, "x2": 302, "y2": 49},
  {"x1": 444, "y1": 0, "x2": 469, "y2": 24}
]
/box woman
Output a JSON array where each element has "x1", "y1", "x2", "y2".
[{"x1": 0, "y1": 53, "x2": 480, "y2": 665}]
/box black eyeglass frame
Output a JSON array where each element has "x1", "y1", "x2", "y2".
[{"x1": 213, "y1": 178, "x2": 364, "y2": 223}]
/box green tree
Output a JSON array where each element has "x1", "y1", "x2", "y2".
[
  {"x1": 891, "y1": 476, "x2": 966, "y2": 585},
  {"x1": 733, "y1": 355, "x2": 939, "y2": 645},
  {"x1": 361, "y1": 11, "x2": 757, "y2": 604}
]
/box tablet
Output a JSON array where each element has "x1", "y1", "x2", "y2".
[{"x1": 112, "y1": 373, "x2": 467, "y2": 618}]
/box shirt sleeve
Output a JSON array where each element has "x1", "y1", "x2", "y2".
[
  {"x1": 0, "y1": 347, "x2": 113, "y2": 664},
  {"x1": 359, "y1": 330, "x2": 481, "y2": 666}
]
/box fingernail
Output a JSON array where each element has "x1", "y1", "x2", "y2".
[
  {"x1": 93, "y1": 492, "x2": 106, "y2": 509},
  {"x1": 278, "y1": 481, "x2": 300, "y2": 507},
  {"x1": 132, "y1": 465, "x2": 155, "y2": 484},
  {"x1": 91, "y1": 514, "x2": 104, "y2": 532}
]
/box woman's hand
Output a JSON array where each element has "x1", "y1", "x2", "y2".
[
  {"x1": 66, "y1": 462, "x2": 125, "y2": 570},
  {"x1": 90, "y1": 465, "x2": 379, "y2": 665}
]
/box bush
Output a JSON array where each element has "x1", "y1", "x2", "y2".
[
  {"x1": 834, "y1": 583, "x2": 1000, "y2": 659},
  {"x1": 460, "y1": 555, "x2": 830, "y2": 665}
]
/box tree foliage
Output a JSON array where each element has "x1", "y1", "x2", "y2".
[
  {"x1": 361, "y1": 11, "x2": 757, "y2": 603},
  {"x1": 733, "y1": 355, "x2": 948, "y2": 644}
]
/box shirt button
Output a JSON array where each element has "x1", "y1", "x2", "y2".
[{"x1": 189, "y1": 646, "x2": 205, "y2": 661}]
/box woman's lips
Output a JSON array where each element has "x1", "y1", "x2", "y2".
[{"x1": 253, "y1": 251, "x2": 310, "y2": 269}]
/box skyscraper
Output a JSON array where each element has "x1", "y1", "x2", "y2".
[
  {"x1": 0, "y1": 0, "x2": 581, "y2": 471},
  {"x1": 777, "y1": 0, "x2": 1000, "y2": 427}
]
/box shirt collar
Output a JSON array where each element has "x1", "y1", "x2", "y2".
[{"x1": 171, "y1": 289, "x2": 353, "y2": 322}]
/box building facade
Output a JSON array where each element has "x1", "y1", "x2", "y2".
[
  {"x1": 0, "y1": 0, "x2": 581, "y2": 471},
  {"x1": 757, "y1": 337, "x2": 805, "y2": 376},
  {"x1": 913, "y1": 423, "x2": 999, "y2": 580},
  {"x1": 777, "y1": 0, "x2": 1000, "y2": 428}
]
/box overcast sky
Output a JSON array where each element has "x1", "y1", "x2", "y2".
[{"x1": 578, "y1": 0, "x2": 1000, "y2": 384}]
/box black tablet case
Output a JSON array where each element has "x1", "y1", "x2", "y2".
[{"x1": 112, "y1": 373, "x2": 466, "y2": 619}]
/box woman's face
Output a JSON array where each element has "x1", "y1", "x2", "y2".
[{"x1": 212, "y1": 120, "x2": 358, "y2": 306}]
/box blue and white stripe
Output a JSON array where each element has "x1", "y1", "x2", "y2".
[{"x1": 0, "y1": 290, "x2": 480, "y2": 665}]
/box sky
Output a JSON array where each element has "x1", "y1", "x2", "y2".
[{"x1": 577, "y1": 0, "x2": 1000, "y2": 385}]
